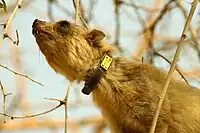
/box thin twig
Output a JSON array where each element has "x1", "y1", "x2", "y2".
[
  {"x1": 72, "y1": 0, "x2": 89, "y2": 28},
  {"x1": 64, "y1": 82, "x2": 72, "y2": 133},
  {"x1": 43, "y1": 97, "x2": 64, "y2": 103},
  {"x1": 113, "y1": 0, "x2": 122, "y2": 52},
  {"x1": 144, "y1": 0, "x2": 174, "y2": 33},
  {"x1": 15, "y1": 30, "x2": 19, "y2": 45},
  {"x1": 75, "y1": 0, "x2": 80, "y2": 24},
  {"x1": 0, "y1": 103, "x2": 63, "y2": 119},
  {"x1": 126, "y1": 0, "x2": 152, "y2": 62},
  {"x1": 133, "y1": 0, "x2": 174, "y2": 63},
  {"x1": 79, "y1": 14, "x2": 89, "y2": 29},
  {"x1": 0, "y1": 0, "x2": 23, "y2": 47},
  {"x1": 0, "y1": 83, "x2": 71, "y2": 124},
  {"x1": 154, "y1": 51, "x2": 189, "y2": 85},
  {"x1": 3, "y1": 30, "x2": 20, "y2": 45},
  {"x1": 149, "y1": 1, "x2": 198, "y2": 133},
  {"x1": 0, "y1": 96, "x2": 67, "y2": 119},
  {"x1": 122, "y1": 1, "x2": 161, "y2": 13},
  {"x1": 176, "y1": 0, "x2": 200, "y2": 61},
  {"x1": 0, "y1": 81, "x2": 12, "y2": 123},
  {"x1": 0, "y1": 64, "x2": 44, "y2": 86},
  {"x1": 145, "y1": 0, "x2": 174, "y2": 63}
]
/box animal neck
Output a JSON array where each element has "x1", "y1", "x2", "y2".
[
  {"x1": 69, "y1": 41, "x2": 117, "y2": 82},
  {"x1": 79, "y1": 54, "x2": 113, "y2": 95},
  {"x1": 73, "y1": 50, "x2": 105, "y2": 80}
]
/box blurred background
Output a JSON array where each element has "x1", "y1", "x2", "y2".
[{"x1": 0, "y1": 0, "x2": 200, "y2": 132}]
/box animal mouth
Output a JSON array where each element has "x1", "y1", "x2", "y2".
[
  {"x1": 32, "y1": 29, "x2": 52, "y2": 38},
  {"x1": 32, "y1": 29, "x2": 41, "y2": 36}
]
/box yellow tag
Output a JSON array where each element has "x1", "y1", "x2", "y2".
[{"x1": 100, "y1": 55, "x2": 112, "y2": 70}]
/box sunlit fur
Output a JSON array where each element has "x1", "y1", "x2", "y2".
[{"x1": 33, "y1": 19, "x2": 200, "y2": 133}]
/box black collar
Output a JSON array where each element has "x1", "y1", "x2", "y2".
[{"x1": 81, "y1": 54, "x2": 113, "y2": 95}]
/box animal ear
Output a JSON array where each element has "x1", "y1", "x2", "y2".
[{"x1": 85, "y1": 29, "x2": 105, "y2": 46}]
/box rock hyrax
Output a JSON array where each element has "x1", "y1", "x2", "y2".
[{"x1": 32, "y1": 19, "x2": 200, "y2": 133}]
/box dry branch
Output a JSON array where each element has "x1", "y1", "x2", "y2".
[
  {"x1": 0, "y1": 81, "x2": 12, "y2": 123},
  {"x1": 0, "y1": 64, "x2": 44, "y2": 86},
  {"x1": 64, "y1": 82, "x2": 72, "y2": 133},
  {"x1": 176, "y1": 0, "x2": 200, "y2": 61},
  {"x1": 154, "y1": 51, "x2": 189, "y2": 85},
  {"x1": 0, "y1": 117, "x2": 104, "y2": 130},
  {"x1": 0, "y1": 0, "x2": 23, "y2": 47},
  {"x1": 149, "y1": 1, "x2": 198, "y2": 133}
]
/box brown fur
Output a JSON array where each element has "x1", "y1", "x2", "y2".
[{"x1": 32, "y1": 19, "x2": 200, "y2": 133}]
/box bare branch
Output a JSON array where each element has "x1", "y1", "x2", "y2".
[
  {"x1": 0, "y1": 64, "x2": 44, "y2": 86},
  {"x1": 0, "y1": 103, "x2": 63, "y2": 119},
  {"x1": 113, "y1": 0, "x2": 123, "y2": 52},
  {"x1": 64, "y1": 82, "x2": 72, "y2": 133},
  {"x1": 149, "y1": 1, "x2": 198, "y2": 133},
  {"x1": 176, "y1": 0, "x2": 200, "y2": 61},
  {"x1": 154, "y1": 51, "x2": 189, "y2": 85},
  {"x1": 0, "y1": 81, "x2": 12, "y2": 123},
  {"x1": 75, "y1": 0, "x2": 80, "y2": 24},
  {"x1": 0, "y1": 0, "x2": 23, "y2": 47},
  {"x1": 72, "y1": 0, "x2": 89, "y2": 28}
]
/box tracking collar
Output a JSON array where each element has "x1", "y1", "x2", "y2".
[{"x1": 81, "y1": 54, "x2": 113, "y2": 95}]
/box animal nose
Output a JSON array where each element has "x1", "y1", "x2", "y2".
[
  {"x1": 32, "y1": 19, "x2": 39, "y2": 28},
  {"x1": 32, "y1": 19, "x2": 44, "y2": 35},
  {"x1": 32, "y1": 19, "x2": 44, "y2": 28}
]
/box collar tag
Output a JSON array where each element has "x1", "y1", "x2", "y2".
[
  {"x1": 100, "y1": 55, "x2": 112, "y2": 71},
  {"x1": 81, "y1": 54, "x2": 113, "y2": 95}
]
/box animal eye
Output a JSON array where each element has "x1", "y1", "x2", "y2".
[
  {"x1": 59, "y1": 21, "x2": 69, "y2": 28},
  {"x1": 57, "y1": 21, "x2": 69, "y2": 33}
]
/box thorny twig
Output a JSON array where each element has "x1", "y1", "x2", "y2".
[
  {"x1": 0, "y1": 64, "x2": 44, "y2": 86},
  {"x1": 149, "y1": 0, "x2": 198, "y2": 133},
  {"x1": 0, "y1": 81, "x2": 12, "y2": 123},
  {"x1": 0, "y1": 0, "x2": 23, "y2": 47}
]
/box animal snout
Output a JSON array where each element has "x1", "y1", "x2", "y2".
[{"x1": 32, "y1": 19, "x2": 45, "y2": 35}]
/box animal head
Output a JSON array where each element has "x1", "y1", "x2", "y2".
[{"x1": 32, "y1": 19, "x2": 117, "y2": 81}]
